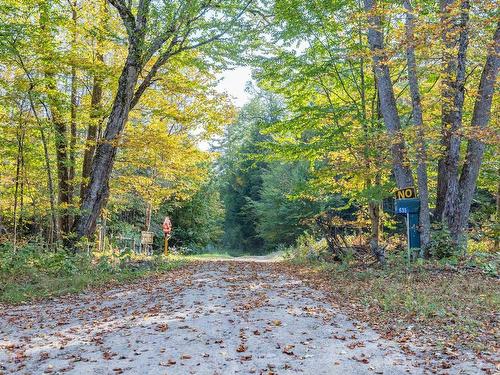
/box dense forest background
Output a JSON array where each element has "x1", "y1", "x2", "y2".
[{"x1": 0, "y1": 0, "x2": 498, "y2": 260}]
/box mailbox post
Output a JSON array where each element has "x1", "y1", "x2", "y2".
[{"x1": 395, "y1": 197, "x2": 421, "y2": 260}]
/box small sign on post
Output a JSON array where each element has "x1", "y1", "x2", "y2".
[
  {"x1": 394, "y1": 187, "x2": 421, "y2": 260},
  {"x1": 141, "y1": 231, "x2": 154, "y2": 245}
]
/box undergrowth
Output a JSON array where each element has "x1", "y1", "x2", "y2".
[
  {"x1": 0, "y1": 242, "x2": 186, "y2": 304},
  {"x1": 284, "y1": 234, "x2": 499, "y2": 353}
]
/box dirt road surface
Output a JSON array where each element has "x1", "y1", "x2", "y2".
[{"x1": 0, "y1": 260, "x2": 490, "y2": 374}]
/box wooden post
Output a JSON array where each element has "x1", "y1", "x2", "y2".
[
  {"x1": 164, "y1": 235, "x2": 168, "y2": 256},
  {"x1": 143, "y1": 202, "x2": 152, "y2": 254},
  {"x1": 145, "y1": 202, "x2": 152, "y2": 231}
]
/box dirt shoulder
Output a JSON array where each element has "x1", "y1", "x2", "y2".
[{"x1": 272, "y1": 260, "x2": 499, "y2": 373}]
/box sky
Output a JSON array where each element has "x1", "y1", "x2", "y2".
[
  {"x1": 216, "y1": 66, "x2": 253, "y2": 107},
  {"x1": 197, "y1": 66, "x2": 253, "y2": 151}
]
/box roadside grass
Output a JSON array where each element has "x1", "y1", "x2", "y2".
[
  {"x1": 0, "y1": 244, "x2": 187, "y2": 304},
  {"x1": 284, "y1": 253, "x2": 499, "y2": 355}
]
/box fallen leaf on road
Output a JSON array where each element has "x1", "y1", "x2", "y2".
[
  {"x1": 351, "y1": 355, "x2": 369, "y2": 364},
  {"x1": 282, "y1": 344, "x2": 295, "y2": 355},
  {"x1": 236, "y1": 344, "x2": 247, "y2": 352},
  {"x1": 155, "y1": 323, "x2": 168, "y2": 332}
]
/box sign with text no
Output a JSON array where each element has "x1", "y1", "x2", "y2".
[{"x1": 395, "y1": 187, "x2": 416, "y2": 199}]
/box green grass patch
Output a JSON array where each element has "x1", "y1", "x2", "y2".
[{"x1": 0, "y1": 243, "x2": 187, "y2": 304}]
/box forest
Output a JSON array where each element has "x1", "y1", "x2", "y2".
[
  {"x1": 0, "y1": 0, "x2": 498, "y2": 373},
  {"x1": 0, "y1": 0, "x2": 497, "y2": 258}
]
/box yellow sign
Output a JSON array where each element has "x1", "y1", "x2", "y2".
[{"x1": 395, "y1": 187, "x2": 416, "y2": 199}]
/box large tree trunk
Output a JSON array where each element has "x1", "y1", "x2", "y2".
[
  {"x1": 456, "y1": 23, "x2": 500, "y2": 238},
  {"x1": 403, "y1": 0, "x2": 431, "y2": 248},
  {"x1": 435, "y1": 0, "x2": 469, "y2": 222},
  {"x1": 441, "y1": 0, "x2": 470, "y2": 242},
  {"x1": 75, "y1": 58, "x2": 140, "y2": 238},
  {"x1": 363, "y1": 0, "x2": 414, "y2": 189},
  {"x1": 68, "y1": 0, "x2": 78, "y2": 217}
]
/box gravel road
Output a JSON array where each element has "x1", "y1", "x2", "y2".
[{"x1": 0, "y1": 260, "x2": 489, "y2": 374}]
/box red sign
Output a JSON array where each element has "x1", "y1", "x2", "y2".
[{"x1": 162, "y1": 217, "x2": 172, "y2": 235}]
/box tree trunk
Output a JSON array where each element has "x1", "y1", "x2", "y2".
[
  {"x1": 50, "y1": 89, "x2": 71, "y2": 235},
  {"x1": 363, "y1": 0, "x2": 414, "y2": 189},
  {"x1": 456, "y1": 23, "x2": 500, "y2": 238},
  {"x1": 368, "y1": 200, "x2": 384, "y2": 264},
  {"x1": 81, "y1": 0, "x2": 107, "y2": 202},
  {"x1": 435, "y1": 0, "x2": 469, "y2": 223},
  {"x1": 13, "y1": 119, "x2": 25, "y2": 250},
  {"x1": 403, "y1": 0, "x2": 431, "y2": 249},
  {"x1": 28, "y1": 92, "x2": 59, "y2": 242},
  {"x1": 68, "y1": 1, "x2": 78, "y2": 217},
  {"x1": 81, "y1": 53, "x2": 104, "y2": 201},
  {"x1": 495, "y1": 175, "x2": 500, "y2": 252},
  {"x1": 442, "y1": 0, "x2": 470, "y2": 242},
  {"x1": 40, "y1": 3, "x2": 72, "y2": 236},
  {"x1": 75, "y1": 58, "x2": 140, "y2": 238}
]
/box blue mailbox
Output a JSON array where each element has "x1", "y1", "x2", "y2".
[{"x1": 395, "y1": 198, "x2": 421, "y2": 250}]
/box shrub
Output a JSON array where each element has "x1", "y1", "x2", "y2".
[
  {"x1": 284, "y1": 233, "x2": 329, "y2": 263},
  {"x1": 0, "y1": 241, "x2": 185, "y2": 303},
  {"x1": 427, "y1": 227, "x2": 462, "y2": 259}
]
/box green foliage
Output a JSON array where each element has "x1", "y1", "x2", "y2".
[
  {"x1": 283, "y1": 233, "x2": 329, "y2": 263},
  {"x1": 169, "y1": 181, "x2": 224, "y2": 249},
  {"x1": 427, "y1": 227, "x2": 463, "y2": 260},
  {"x1": 217, "y1": 93, "x2": 279, "y2": 252},
  {"x1": 0, "y1": 242, "x2": 185, "y2": 303},
  {"x1": 250, "y1": 161, "x2": 325, "y2": 249}
]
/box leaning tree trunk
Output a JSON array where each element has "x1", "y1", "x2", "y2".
[
  {"x1": 404, "y1": 0, "x2": 431, "y2": 248},
  {"x1": 455, "y1": 23, "x2": 500, "y2": 241},
  {"x1": 364, "y1": 0, "x2": 415, "y2": 189},
  {"x1": 75, "y1": 58, "x2": 140, "y2": 238}
]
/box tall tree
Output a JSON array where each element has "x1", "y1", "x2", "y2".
[
  {"x1": 75, "y1": 0, "x2": 255, "y2": 240},
  {"x1": 40, "y1": 0, "x2": 73, "y2": 236},
  {"x1": 363, "y1": 0, "x2": 415, "y2": 189},
  {"x1": 455, "y1": 24, "x2": 500, "y2": 239},
  {"x1": 403, "y1": 0, "x2": 431, "y2": 247}
]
